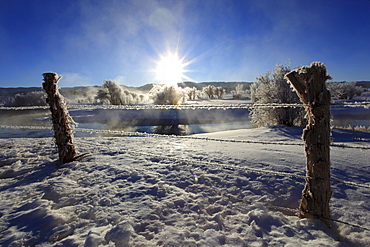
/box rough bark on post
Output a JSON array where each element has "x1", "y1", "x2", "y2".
[
  {"x1": 285, "y1": 62, "x2": 332, "y2": 227},
  {"x1": 42, "y1": 73, "x2": 77, "y2": 164}
]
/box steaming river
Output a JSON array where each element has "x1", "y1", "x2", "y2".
[{"x1": 0, "y1": 106, "x2": 369, "y2": 138}]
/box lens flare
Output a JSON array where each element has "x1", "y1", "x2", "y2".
[
  {"x1": 155, "y1": 52, "x2": 187, "y2": 86},
  {"x1": 151, "y1": 40, "x2": 212, "y2": 85}
]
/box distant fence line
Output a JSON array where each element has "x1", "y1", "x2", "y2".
[
  {"x1": 1, "y1": 125, "x2": 370, "y2": 150},
  {"x1": 0, "y1": 101, "x2": 369, "y2": 111}
]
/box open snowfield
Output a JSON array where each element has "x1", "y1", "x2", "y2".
[{"x1": 0, "y1": 126, "x2": 369, "y2": 246}]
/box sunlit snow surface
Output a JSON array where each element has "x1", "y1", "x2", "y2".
[{"x1": 0, "y1": 126, "x2": 369, "y2": 246}]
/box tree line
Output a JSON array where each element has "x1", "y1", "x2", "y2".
[{"x1": 1, "y1": 67, "x2": 366, "y2": 130}]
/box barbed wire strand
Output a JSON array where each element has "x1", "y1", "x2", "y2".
[
  {"x1": 124, "y1": 149, "x2": 370, "y2": 189},
  {"x1": 0, "y1": 101, "x2": 369, "y2": 111},
  {"x1": 1, "y1": 124, "x2": 369, "y2": 187},
  {"x1": 1, "y1": 125, "x2": 369, "y2": 150}
]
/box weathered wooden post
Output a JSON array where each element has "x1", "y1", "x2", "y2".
[
  {"x1": 42, "y1": 73, "x2": 77, "y2": 164},
  {"x1": 285, "y1": 62, "x2": 332, "y2": 227}
]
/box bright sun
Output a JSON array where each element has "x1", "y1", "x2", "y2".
[{"x1": 155, "y1": 52, "x2": 188, "y2": 86}]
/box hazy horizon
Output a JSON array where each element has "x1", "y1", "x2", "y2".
[{"x1": 1, "y1": 80, "x2": 370, "y2": 89}]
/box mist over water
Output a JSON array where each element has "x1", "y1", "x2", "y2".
[{"x1": 0, "y1": 107, "x2": 368, "y2": 138}]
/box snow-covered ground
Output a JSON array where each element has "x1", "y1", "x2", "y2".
[
  {"x1": 1, "y1": 90, "x2": 369, "y2": 246},
  {"x1": 1, "y1": 126, "x2": 369, "y2": 246}
]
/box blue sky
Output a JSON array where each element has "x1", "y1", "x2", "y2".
[{"x1": 0, "y1": 0, "x2": 369, "y2": 88}]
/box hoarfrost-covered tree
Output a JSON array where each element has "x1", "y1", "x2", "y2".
[
  {"x1": 326, "y1": 81, "x2": 363, "y2": 100},
  {"x1": 202, "y1": 85, "x2": 225, "y2": 99},
  {"x1": 202, "y1": 85, "x2": 215, "y2": 99},
  {"x1": 4, "y1": 91, "x2": 47, "y2": 106},
  {"x1": 250, "y1": 65, "x2": 306, "y2": 127},
  {"x1": 185, "y1": 87, "x2": 200, "y2": 100},
  {"x1": 95, "y1": 80, "x2": 144, "y2": 105},
  {"x1": 231, "y1": 84, "x2": 249, "y2": 99},
  {"x1": 150, "y1": 85, "x2": 188, "y2": 135},
  {"x1": 150, "y1": 85, "x2": 185, "y2": 105},
  {"x1": 214, "y1": 86, "x2": 225, "y2": 99}
]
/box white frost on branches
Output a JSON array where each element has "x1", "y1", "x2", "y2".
[
  {"x1": 250, "y1": 65, "x2": 306, "y2": 127},
  {"x1": 95, "y1": 80, "x2": 147, "y2": 105}
]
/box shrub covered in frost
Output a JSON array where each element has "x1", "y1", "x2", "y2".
[
  {"x1": 185, "y1": 87, "x2": 201, "y2": 100},
  {"x1": 202, "y1": 85, "x2": 225, "y2": 99},
  {"x1": 4, "y1": 91, "x2": 47, "y2": 106},
  {"x1": 150, "y1": 85, "x2": 186, "y2": 105},
  {"x1": 333, "y1": 125, "x2": 370, "y2": 133},
  {"x1": 231, "y1": 84, "x2": 250, "y2": 99},
  {"x1": 149, "y1": 85, "x2": 188, "y2": 135},
  {"x1": 95, "y1": 80, "x2": 146, "y2": 105},
  {"x1": 250, "y1": 65, "x2": 306, "y2": 127},
  {"x1": 327, "y1": 81, "x2": 363, "y2": 100},
  {"x1": 214, "y1": 86, "x2": 225, "y2": 99}
]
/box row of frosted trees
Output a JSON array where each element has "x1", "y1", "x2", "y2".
[
  {"x1": 94, "y1": 82, "x2": 242, "y2": 105},
  {"x1": 2, "y1": 71, "x2": 364, "y2": 121}
]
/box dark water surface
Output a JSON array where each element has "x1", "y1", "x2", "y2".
[{"x1": 0, "y1": 106, "x2": 369, "y2": 138}]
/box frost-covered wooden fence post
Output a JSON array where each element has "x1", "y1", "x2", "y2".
[
  {"x1": 42, "y1": 73, "x2": 77, "y2": 164},
  {"x1": 285, "y1": 62, "x2": 332, "y2": 227}
]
